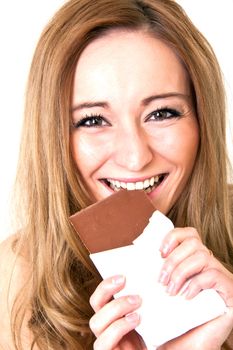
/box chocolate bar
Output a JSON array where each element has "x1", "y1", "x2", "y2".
[
  {"x1": 69, "y1": 191, "x2": 227, "y2": 348},
  {"x1": 69, "y1": 190, "x2": 155, "y2": 253}
]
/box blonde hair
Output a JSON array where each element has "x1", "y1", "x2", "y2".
[{"x1": 12, "y1": 0, "x2": 233, "y2": 349}]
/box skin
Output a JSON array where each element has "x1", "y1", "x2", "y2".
[
  {"x1": 70, "y1": 30, "x2": 233, "y2": 349},
  {"x1": 71, "y1": 30, "x2": 199, "y2": 214}
]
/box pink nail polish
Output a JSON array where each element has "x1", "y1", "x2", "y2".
[
  {"x1": 125, "y1": 312, "x2": 140, "y2": 323},
  {"x1": 112, "y1": 275, "x2": 125, "y2": 285},
  {"x1": 127, "y1": 295, "x2": 141, "y2": 305},
  {"x1": 162, "y1": 244, "x2": 170, "y2": 255},
  {"x1": 167, "y1": 281, "x2": 176, "y2": 295},
  {"x1": 158, "y1": 270, "x2": 169, "y2": 284},
  {"x1": 184, "y1": 289, "x2": 192, "y2": 299}
]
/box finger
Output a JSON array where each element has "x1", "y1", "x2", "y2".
[
  {"x1": 158, "y1": 307, "x2": 233, "y2": 350},
  {"x1": 183, "y1": 268, "x2": 233, "y2": 306},
  {"x1": 165, "y1": 249, "x2": 210, "y2": 295},
  {"x1": 160, "y1": 227, "x2": 201, "y2": 258},
  {"x1": 93, "y1": 313, "x2": 141, "y2": 350},
  {"x1": 90, "y1": 275, "x2": 126, "y2": 312},
  {"x1": 158, "y1": 236, "x2": 206, "y2": 285},
  {"x1": 90, "y1": 294, "x2": 142, "y2": 337}
]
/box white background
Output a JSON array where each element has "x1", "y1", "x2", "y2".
[{"x1": 0, "y1": 1, "x2": 233, "y2": 242}]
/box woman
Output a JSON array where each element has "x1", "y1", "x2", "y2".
[{"x1": 0, "y1": 0, "x2": 232, "y2": 349}]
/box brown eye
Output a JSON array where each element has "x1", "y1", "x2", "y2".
[
  {"x1": 147, "y1": 108, "x2": 181, "y2": 121},
  {"x1": 73, "y1": 115, "x2": 109, "y2": 128}
]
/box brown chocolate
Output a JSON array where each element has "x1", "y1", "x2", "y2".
[{"x1": 69, "y1": 190, "x2": 155, "y2": 253}]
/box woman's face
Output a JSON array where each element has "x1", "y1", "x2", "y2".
[{"x1": 71, "y1": 30, "x2": 199, "y2": 214}]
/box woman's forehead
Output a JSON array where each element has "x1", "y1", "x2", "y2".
[{"x1": 72, "y1": 30, "x2": 191, "y2": 107}]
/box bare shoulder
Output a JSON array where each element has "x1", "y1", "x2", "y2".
[
  {"x1": 0, "y1": 234, "x2": 33, "y2": 349},
  {"x1": 0, "y1": 233, "x2": 29, "y2": 296},
  {"x1": 0, "y1": 234, "x2": 23, "y2": 290}
]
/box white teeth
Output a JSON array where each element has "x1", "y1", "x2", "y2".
[
  {"x1": 126, "y1": 182, "x2": 136, "y2": 190},
  {"x1": 143, "y1": 179, "x2": 150, "y2": 188},
  {"x1": 120, "y1": 181, "x2": 127, "y2": 189},
  {"x1": 150, "y1": 177, "x2": 155, "y2": 186},
  {"x1": 115, "y1": 180, "x2": 121, "y2": 188},
  {"x1": 135, "y1": 181, "x2": 144, "y2": 190},
  {"x1": 106, "y1": 174, "x2": 164, "y2": 192}
]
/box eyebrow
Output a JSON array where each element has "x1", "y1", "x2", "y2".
[
  {"x1": 142, "y1": 92, "x2": 191, "y2": 106},
  {"x1": 71, "y1": 101, "x2": 108, "y2": 112},
  {"x1": 71, "y1": 92, "x2": 191, "y2": 112}
]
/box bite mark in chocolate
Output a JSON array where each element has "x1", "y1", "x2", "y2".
[{"x1": 69, "y1": 190, "x2": 155, "y2": 253}]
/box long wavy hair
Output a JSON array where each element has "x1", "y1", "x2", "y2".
[{"x1": 12, "y1": 0, "x2": 233, "y2": 349}]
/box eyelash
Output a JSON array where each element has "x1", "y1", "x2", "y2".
[
  {"x1": 72, "y1": 114, "x2": 109, "y2": 128},
  {"x1": 72, "y1": 108, "x2": 182, "y2": 129},
  {"x1": 146, "y1": 108, "x2": 182, "y2": 122}
]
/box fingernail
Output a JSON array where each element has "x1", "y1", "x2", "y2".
[
  {"x1": 179, "y1": 279, "x2": 191, "y2": 296},
  {"x1": 184, "y1": 289, "x2": 192, "y2": 299},
  {"x1": 161, "y1": 244, "x2": 170, "y2": 255},
  {"x1": 166, "y1": 281, "x2": 176, "y2": 295},
  {"x1": 179, "y1": 285, "x2": 188, "y2": 296},
  {"x1": 125, "y1": 312, "x2": 140, "y2": 323},
  {"x1": 127, "y1": 295, "x2": 141, "y2": 305},
  {"x1": 111, "y1": 275, "x2": 125, "y2": 285},
  {"x1": 158, "y1": 270, "x2": 169, "y2": 285}
]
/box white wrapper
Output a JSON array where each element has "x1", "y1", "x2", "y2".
[{"x1": 90, "y1": 211, "x2": 227, "y2": 348}]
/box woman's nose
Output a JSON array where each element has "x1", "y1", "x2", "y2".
[{"x1": 113, "y1": 127, "x2": 153, "y2": 171}]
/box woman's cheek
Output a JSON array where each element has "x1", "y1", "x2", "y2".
[
  {"x1": 70, "y1": 132, "x2": 113, "y2": 172},
  {"x1": 148, "y1": 120, "x2": 199, "y2": 167}
]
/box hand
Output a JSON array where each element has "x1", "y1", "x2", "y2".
[
  {"x1": 158, "y1": 227, "x2": 233, "y2": 349},
  {"x1": 89, "y1": 275, "x2": 146, "y2": 350},
  {"x1": 158, "y1": 308, "x2": 233, "y2": 350}
]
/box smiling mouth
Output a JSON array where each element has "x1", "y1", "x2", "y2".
[{"x1": 102, "y1": 174, "x2": 167, "y2": 194}]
